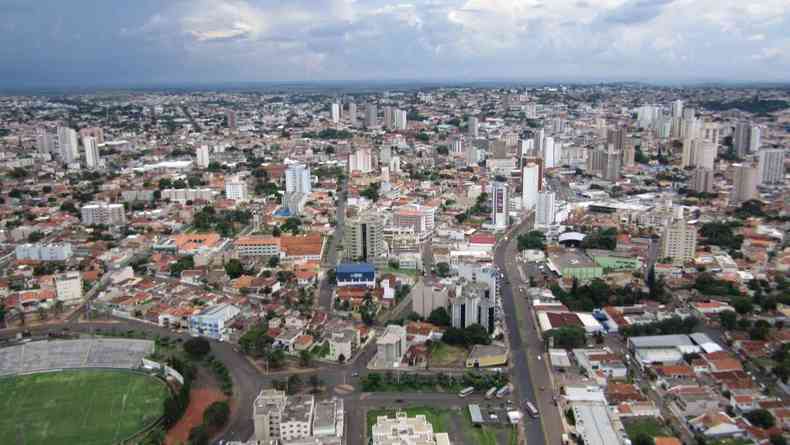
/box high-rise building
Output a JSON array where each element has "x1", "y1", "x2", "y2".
[
  {"x1": 690, "y1": 168, "x2": 716, "y2": 194},
  {"x1": 382, "y1": 106, "x2": 393, "y2": 129},
  {"x1": 196, "y1": 145, "x2": 210, "y2": 168},
  {"x1": 449, "y1": 136, "x2": 464, "y2": 154},
  {"x1": 731, "y1": 164, "x2": 759, "y2": 204},
  {"x1": 467, "y1": 116, "x2": 479, "y2": 138},
  {"x1": 622, "y1": 138, "x2": 636, "y2": 167},
  {"x1": 682, "y1": 139, "x2": 716, "y2": 170},
  {"x1": 490, "y1": 182, "x2": 509, "y2": 229},
  {"x1": 701, "y1": 122, "x2": 720, "y2": 145},
  {"x1": 225, "y1": 177, "x2": 249, "y2": 202},
  {"x1": 285, "y1": 164, "x2": 312, "y2": 194},
  {"x1": 393, "y1": 109, "x2": 407, "y2": 130},
  {"x1": 35, "y1": 128, "x2": 55, "y2": 154},
  {"x1": 587, "y1": 144, "x2": 621, "y2": 181},
  {"x1": 348, "y1": 102, "x2": 358, "y2": 127},
  {"x1": 253, "y1": 389, "x2": 317, "y2": 443},
  {"x1": 83, "y1": 136, "x2": 100, "y2": 169},
  {"x1": 534, "y1": 128, "x2": 545, "y2": 155},
  {"x1": 450, "y1": 281, "x2": 495, "y2": 333},
  {"x1": 331, "y1": 103, "x2": 341, "y2": 124},
  {"x1": 521, "y1": 162, "x2": 540, "y2": 211},
  {"x1": 733, "y1": 123, "x2": 760, "y2": 157},
  {"x1": 490, "y1": 140, "x2": 508, "y2": 159},
  {"x1": 348, "y1": 147, "x2": 373, "y2": 174},
  {"x1": 660, "y1": 218, "x2": 698, "y2": 265},
  {"x1": 536, "y1": 191, "x2": 556, "y2": 226},
  {"x1": 758, "y1": 148, "x2": 785, "y2": 185},
  {"x1": 226, "y1": 110, "x2": 237, "y2": 129},
  {"x1": 57, "y1": 126, "x2": 79, "y2": 164},
  {"x1": 344, "y1": 211, "x2": 386, "y2": 266},
  {"x1": 81, "y1": 202, "x2": 126, "y2": 226},
  {"x1": 364, "y1": 104, "x2": 377, "y2": 128},
  {"x1": 672, "y1": 100, "x2": 684, "y2": 118},
  {"x1": 542, "y1": 136, "x2": 557, "y2": 168},
  {"x1": 607, "y1": 127, "x2": 627, "y2": 152}
]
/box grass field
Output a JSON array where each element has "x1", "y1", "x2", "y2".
[
  {"x1": 623, "y1": 417, "x2": 670, "y2": 440},
  {"x1": 429, "y1": 342, "x2": 469, "y2": 367},
  {"x1": 0, "y1": 370, "x2": 168, "y2": 445}
]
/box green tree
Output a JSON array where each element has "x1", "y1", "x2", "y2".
[
  {"x1": 732, "y1": 297, "x2": 753, "y2": 315},
  {"x1": 183, "y1": 337, "x2": 211, "y2": 358},
  {"x1": 287, "y1": 374, "x2": 302, "y2": 394},
  {"x1": 744, "y1": 409, "x2": 775, "y2": 429},
  {"x1": 770, "y1": 434, "x2": 787, "y2": 445},
  {"x1": 547, "y1": 326, "x2": 586, "y2": 349},
  {"x1": 224, "y1": 259, "x2": 245, "y2": 279},
  {"x1": 719, "y1": 310, "x2": 737, "y2": 330},
  {"x1": 631, "y1": 433, "x2": 655, "y2": 445},
  {"x1": 517, "y1": 231, "x2": 546, "y2": 251},
  {"x1": 268, "y1": 256, "x2": 280, "y2": 268},
  {"x1": 435, "y1": 262, "x2": 451, "y2": 278},
  {"x1": 299, "y1": 349, "x2": 313, "y2": 368},
  {"x1": 202, "y1": 400, "x2": 230, "y2": 429},
  {"x1": 428, "y1": 307, "x2": 451, "y2": 327},
  {"x1": 188, "y1": 425, "x2": 209, "y2": 445}
]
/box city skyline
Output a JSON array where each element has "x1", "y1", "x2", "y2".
[{"x1": 1, "y1": 0, "x2": 789, "y2": 88}]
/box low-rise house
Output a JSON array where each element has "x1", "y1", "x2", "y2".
[{"x1": 689, "y1": 411, "x2": 744, "y2": 439}]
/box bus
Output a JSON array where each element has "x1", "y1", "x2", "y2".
[
  {"x1": 458, "y1": 386, "x2": 475, "y2": 398},
  {"x1": 496, "y1": 383, "x2": 513, "y2": 399},
  {"x1": 525, "y1": 401, "x2": 539, "y2": 418},
  {"x1": 485, "y1": 387, "x2": 498, "y2": 400}
]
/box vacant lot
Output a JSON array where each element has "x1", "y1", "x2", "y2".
[
  {"x1": 430, "y1": 343, "x2": 468, "y2": 368},
  {"x1": 0, "y1": 369, "x2": 168, "y2": 445}
]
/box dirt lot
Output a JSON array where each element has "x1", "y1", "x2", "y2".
[{"x1": 165, "y1": 370, "x2": 228, "y2": 445}]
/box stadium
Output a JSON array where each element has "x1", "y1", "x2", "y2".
[{"x1": 0, "y1": 338, "x2": 170, "y2": 445}]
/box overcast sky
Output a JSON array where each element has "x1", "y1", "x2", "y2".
[{"x1": 1, "y1": 0, "x2": 788, "y2": 87}]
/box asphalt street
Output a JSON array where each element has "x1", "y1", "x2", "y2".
[
  {"x1": 319, "y1": 180, "x2": 347, "y2": 310},
  {"x1": 495, "y1": 219, "x2": 564, "y2": 445}
]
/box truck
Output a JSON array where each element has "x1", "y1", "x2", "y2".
[{"x1": 485, "y1": 387, "x2": 498, "y2": 400}]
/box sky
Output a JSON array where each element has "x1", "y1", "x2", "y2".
[{"x1": 1, "y1": 0, "x2": 789, "y2": 88}]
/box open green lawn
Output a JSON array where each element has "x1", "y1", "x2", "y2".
[
  {"x1": 0, "y1": 370, "x2": 168, "y2": 445},
  {"x1": 623, "y1": 417, "x2": 670, "y2": 440},
  {"x1": 429, "y1": 342, "x2": 468, "y2": 367}
]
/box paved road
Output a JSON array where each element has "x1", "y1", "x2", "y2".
[
  {"x1": 494, "y1": 219, "x2": 564, "y2": 445},
  {"x1": 319, "y1": 179, "x2": 347, "y2": 310}
]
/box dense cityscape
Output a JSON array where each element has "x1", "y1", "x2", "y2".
[{"x1": 0, "y1": 82, "x2": 787, "y2": 445}]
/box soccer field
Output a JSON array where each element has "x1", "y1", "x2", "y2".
[{"x1": 0, "y1": 369, "x2": 169, "y2": 445}]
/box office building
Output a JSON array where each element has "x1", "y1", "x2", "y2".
[
  {"x1": 226, "y1": 110, "x2": 237, "y2": 129},
  {"x1": 57, "y1": 126, "x2": 79, "y2": 164},
  {"x1": 344, "y1": 212, "x2": 386, "y2": 266},
  {"x1": 365, "y1": 103, "x2": 377, "y2": 128},
  {"x1": 536, "y1": 191, "x2": 556, "y2": 226},
  {"x1": 15, "y1": 243, "x2": 73, "y2": 262},
  {"x1": 225, "y1": 177, "x2": 249, "y2": 202},
  {"x1": 660, "y1": 219, "x2": 698, "y2": 265},
  {"x1": 467, "y1": 116, "x2": 479, "y2": 138},
  {"x1": 83, "y1": 136, "x2": 100, "y2": 169},
  {"x1": 731, "y1": 164, "x2": 759, "y2": 204},
  {"x1": 521, "y1": 162, "x2": 540, "y2": 211},
  {"x1": 196, "y1": 145, "x2": 210, "y2": 168},
  {"x1": 758, "y1": 148, "x2": 785, "y2": 184},
  {"x1": 490, "y1": 182, "x2": 508, "y2": 230},
  {"x1": 81, "y1": 202, "x2": 126, "y2": 226},
  {"x1": 690, "y1": 168, "x2": 716, "y2": 194},
  {"x1": 376, "y1": 324, "x2": 407, "y2": 366},
  {"x1": 348, "y1": 147, "x2": 373, "y2": 174},
  {"x1": 450, "y1": 281, "x2": 495, "y2": 333},
  {"x1": 189, "y1": 303, "x2": 240, "y2": 340},
  {"x1": 55, "y1": 271, "x2": 83, "y2": 305},
  {"x1": 286, "y1": 164, "x2": 312, "y2": 194},
  {"x1": 331, "y1": 103, "x2": 341, "y2": 124}
]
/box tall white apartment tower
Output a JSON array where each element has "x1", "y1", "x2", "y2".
[
  {"x1": 536, "y1": 191, "x2": 556, "y2": 226},
  {"x1": 83, "y1": 136, "x2": 100, "y2": 169},
  {"x1": 225, "y1": 177, "x2": 250, "y2": 202},
  {"x1": 196, "y1": 145, "x2": 210, "y2": 168},
  {"x1": 348, "y1": 102, "x2": 358, "y2": 127},
  {"x1": 660, "y1": 218, "x2": 697, "y2": 265},
  {"x1": 672, "y1": 100, "x2": 684, "y2": 118},
  {"x1": 542, "y1": 136, "x2": 556, "y2": 168},
  {"x1": 285, "y1": 164, "x2": 312, "y2": 194},
  {"x1": 490, "y1": 182, "x2": 509, "y2": 230},
  {"x1": 331, "y1": 103, "x2": 341, "y2": 124},
  {"x1": 57, "y1": 126, "x2": 79, "y2": 164},
  {"x1": 731, "y1": 164, "x2": 759, "y2": 204},
  {"x1": 521, "y1": 162, "x2": 540, "y2": 211},
  {"x1": 758, "y1": 148, "x2": 785, "y2": 185},
  {"x1": 467, "y1": 116, "x2": 479, "y2": 138}
]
